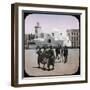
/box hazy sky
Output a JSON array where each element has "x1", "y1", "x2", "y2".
[{"x1": 25, "y1": 14, "x2": 79, "y2": 34}]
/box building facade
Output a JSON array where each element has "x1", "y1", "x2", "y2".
[
  {"x1": 34, "y1": 33, "x2": 64, "y2": 47},
  {"x1": 67, "y1": 29, "x2": 80, "y2": 47},
  {"x1": 25, "y1": 34, "x2": 30, "y2": 49},
  {"x1": 25, "y1": 23, "x2": 72, "y2": 49},
  {"x1": 34, "y1": 22, "x2": 41, "y2": 38}
]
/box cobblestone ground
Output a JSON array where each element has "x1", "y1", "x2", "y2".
[{"x1": 25, "y1": 49, "x2": 79, "y2": 76}]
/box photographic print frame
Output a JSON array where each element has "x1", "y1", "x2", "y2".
[{"x1": 11, "y1": 3, "x2": 88, "y2": 87}]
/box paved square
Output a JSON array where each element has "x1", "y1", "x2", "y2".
[{"x1": 25, "y1": 48, "x2": 80, "y2": 76}]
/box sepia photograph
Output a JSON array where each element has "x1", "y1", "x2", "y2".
[{"x1": 24, "y1": 12, "x2": 80, "y2": 77}]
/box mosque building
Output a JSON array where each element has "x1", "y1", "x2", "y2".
[{"x1": 33, "y1": 22, "x2": 71, "y2": 47}]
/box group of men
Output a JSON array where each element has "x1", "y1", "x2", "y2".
[
  {"x1": 55, "y1": 45, "x2": 68, "y2": 63},
  {"x1": 36, "y1": 45, "x2": 68, "y2": 71}
]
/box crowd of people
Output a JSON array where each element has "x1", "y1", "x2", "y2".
[{"x1": 36, "y1": 45, "x2": 68, "y2": 71}]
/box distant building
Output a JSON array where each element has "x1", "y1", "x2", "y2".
[
  {"x1": 29, "y1": 34, "x2": 35, "y2": 40},
  {"x1": 67, "y1": 29, "x2": 80, "y2": 47},
  {"x1": 34, "y1": 30, "x2": 71, "y2": 47},
  {"x1": 51, "y1": 31, "x2": 71, "y2": 47},
  {"x1": 35, "y1": 22, "x2": 41, "y2": 38},
  {"x1": 25, "y1": 23, "x2": 72, "y2": 49},
  {"x1": 25, "y1": 34, "x2": 29, "y2": 43},
  {"x1": 34, "y1": 33, "x2": 63, "y2": 47},
  {"x1": 40, "y1": 33, "x2": 44, "y2": 38},
  {"x1": 25, "y1": 34, "x2": 30, "y2": 49}
]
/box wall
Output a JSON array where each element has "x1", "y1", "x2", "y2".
[{"x1": 0, "y1": 0, "x2": 89, "y2": 90}]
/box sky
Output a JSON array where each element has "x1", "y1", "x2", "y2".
[{"x1": 25, "y1": 14, "x2": 79, "y2": 35}]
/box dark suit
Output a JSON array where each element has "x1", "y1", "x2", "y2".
[
  {"x1": 47, "y1": 48, "x2": 55, "y2": 70},
  {"x1": 63, "y1": 46, "x2": 68, "y2": 63},
  {"x1": 37, "y1": 49, "x2": 42, "y2": 67},
  {"x1": 55, "y1": 47, "x2": 60, "y2": 57}
]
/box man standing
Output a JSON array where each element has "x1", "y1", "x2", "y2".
[
  {"x1": 55, "y1": 45, "x2": 61, "y2": 60},
  {"x1": 36, "y1": 47, "x2": 42, "y2": 68},
  {"x1": 47, "y1": 46, "x2": 55, "y2": 70},
  {"x1": 63, "y1": 46, "x2": 68, "y2": 63},
  {"x1": 41, "y1": 47, "x2": 48, "y2": 69}
]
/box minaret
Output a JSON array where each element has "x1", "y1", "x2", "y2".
[{"x1": 35, "y1": 22, "x2": 41, "y2": 38}]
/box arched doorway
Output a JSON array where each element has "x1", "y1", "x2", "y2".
[{"x1": 48, "y1": 39, "x2": 51, "y2": 43}]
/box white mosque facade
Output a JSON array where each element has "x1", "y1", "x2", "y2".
[{"x1": 33, "y1": 23, "x2": 71, "y2": 47}]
